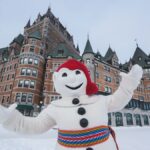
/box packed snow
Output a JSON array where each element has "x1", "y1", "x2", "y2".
[{"x1": 0, "y1": 125, "x2": 150, "y2": 150}]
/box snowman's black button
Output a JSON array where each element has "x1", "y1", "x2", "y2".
[
  {"x1": 78, "y1": 107, "x2": 86, "y2": 115},
  {"x1": 80, "y1": 118, "x2": 88, "y2": 128},
  {"x1": 86, "y1": 148, "x2": 93, "y2": 150},
  {"x1": 72, "y1": 98, "x2": 80, "y2": 105}
]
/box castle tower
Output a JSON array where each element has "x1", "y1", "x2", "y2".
[
  {"x1": 11, "y1": 31, "x2": 45, "y2": 115},
  {"x1": 82, "y1": 38, "x2": 95, "y2": 82}
]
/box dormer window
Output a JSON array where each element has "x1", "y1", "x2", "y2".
[
  {"x1": 138, "y1": 57, "x2": 142, "y2": 61},
  {"x1": 58, "y1": 50, "x2": 64, "y2": 56}
]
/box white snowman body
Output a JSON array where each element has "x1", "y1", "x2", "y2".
[{"x1": 48, "y1": 95, "x2": 117, "y2": 150}]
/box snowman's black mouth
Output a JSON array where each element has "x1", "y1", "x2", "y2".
[{"x1": 65, "y1": 83, "x2": 83, "y2": 90}]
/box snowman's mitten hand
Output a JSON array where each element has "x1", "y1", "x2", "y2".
[
  {"x1": 0, "y1": 103, "x2": 17, "y2": 124},
  {"x1": 120, "y1": 64, "x2": 143, "y2": 91}
]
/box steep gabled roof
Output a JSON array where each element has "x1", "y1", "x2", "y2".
[
  {"x1": 104, "y1": 47, "x2": 115, "y2": 61},
  {"x1": 10, "y1": 34, "x2": 24, "y2": 46},
  {"x1": 132, "y1": 46, "x2": 149, "y2": 67},
  {"x1": 95, "y1": 51, "x2": 104, "y2": 61},
  {"x1": 48, "y1": 42, "x2": 81, "y2": 59},
  {"x1": 83, "y1": 39, "x2": 94, "y2": 54},
  {"x1": 28, "y1": 31, "x2": 42, "y2": 40}
]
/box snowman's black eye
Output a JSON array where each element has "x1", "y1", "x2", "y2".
[
  {"x1": 62, "y1": 72, "x2": 67, "y2": 77},
  {"x1": 76, "y1": 70, "x2": 81, "y2": 75}
]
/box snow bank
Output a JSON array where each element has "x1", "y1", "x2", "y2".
[{"x1": 0, "y1": 125, "x2": 150, "y2": 150}]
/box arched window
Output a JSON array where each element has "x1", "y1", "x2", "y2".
[
  {"x1": 135, "y1": 114, "x2": 142, "y2": 126},
  {"x1": 115, "y1": 112, "x2": 123, "y2": 126},
  {"x1": 143, "y1": 115, "x2": 149, "y2": 125},
  {"x1": 126, "y1": 113, "x2": 133, "y2": 125}
]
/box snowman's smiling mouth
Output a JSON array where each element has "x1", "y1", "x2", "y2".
[{"x1": 65, "y1": 83, "x2": 83, "y2": 90}]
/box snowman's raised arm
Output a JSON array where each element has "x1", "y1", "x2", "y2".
[
  {"x1": 105, "y1": 65, "x2": 143, "y2": 112},
  {"x1": 2, "y1": 104, "x2": 56, "y2": 134}
]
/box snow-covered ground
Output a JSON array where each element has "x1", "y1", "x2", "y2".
[{"x1": 0, "y1": 125, "x2": 150, "y2": 150}]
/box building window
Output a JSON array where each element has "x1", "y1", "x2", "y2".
[
  {"x1": 30, "y1": 81, "x2": 35, "y2": 88},
  {"x1": 1, "y1": 76, "x2": 3, "y2": 82},
  {"x1": 7, "y1": 75, "x2": 9, "y2": 80},
  {"x1": 138, "y1": 57, "x2": 142, "y2": 61},
  {"x1": 14, "y1": 64, "x2": 17, "y2": 69},
  {"x1": 2, "y1": 96, "x2": 4, "y2": 103},
  {"x1": 105, "y1": 86, "x2": 112, "y2": 93},
  {"x1": 126, "y1": 113, "x2": 133, "y2": 125},
  {"x1": 139, "y1": 96, "x2": 144, "y2": 101},
  {"x1": 108, "y1": 113, "x2": 111, "y2": 125},
  {"x1": 86, "y1": 59, "x2": 90, "y2": 64},
  {"x1": 52, "y1": 63, "x2": 60, "y2": 71},
  {"x1": 34, "y1": 59, "x2": 38, "y2": 65},
  {"x1": 51, "y1": 95, "x2": 61, "y2": 102},
  {"x1": 28, "y1": 58, "x2": 33, "y2": 64},
  {"x1": 26, "y1": 69, "x2": 31, "y2": 76},
  {"x1": 20, "y1": 58, "x2": 24, "y2": 64},
  {"x1": 21, "y1": 93, "x2": 27, "y2": 102},
  {"x1": 105, "y1": 76, "x2": 112, "y2": 82},
  {"x1": 24, "y1": 80, "x2": 29, "y2": 88},
  {"x1": 143, "y1": 115, "x2": 149, "y2": 125},
  {"x1": 115, "y1": 112, "x2": 123, "y2": 126},
  {"x1": 58, "y1": 50, "x2": 64, "y2": 56},
  {"x1": 32, "y1": 70, "x2": 37, "y2": 77},
  {"x1": 40, "y1": 49, "x2": 43, "y2": 55},
  {"x1": 22, "y1": 47, "x2": 24, "y2": 53},
  {"x1": 135, "y1": 114, "x2": 142, "y2": 126},
  {"x1": 96, "y1": 72, "x2": 99, "y2": 78},
  {"x1": 4, "y1": 85, "x2": 7, "y2": 91},
  {"x1": 104, "y1": 66, "x2": 110, "y2": 72},
  {"x1": 16, "y1": 93, "x2": 21, "y2": 102},
  {"x1": 116, "y1": 77, "x2": 120, "y2": 84},
  {"x1": 27, "y1": 94, "x2": 33, "y2": 103},
  {"x1": 21, "y1": 68, "x2": 26, "y2": 75},
  {"x1": 24, "y1": 58, "x2": 28, "y2": 64},
  {"x1": 30, "y1": 46, "x2": 34, "y2": 52}
]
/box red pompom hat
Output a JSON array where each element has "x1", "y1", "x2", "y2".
[{"x1": 56, "y1": 59, "x2": 98, "y2": 96}]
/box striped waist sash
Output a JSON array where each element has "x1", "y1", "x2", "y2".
[{"x1": 58, "y1": 125, "x2": 110, "y2": 148}]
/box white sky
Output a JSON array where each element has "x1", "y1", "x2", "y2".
[{"x1": 0, "y1": 0, "x2": 150, "y2": 63}]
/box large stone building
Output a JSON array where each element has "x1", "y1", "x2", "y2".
[{"x1": 0, "y1": 8, "x2": 150, "y2": 126}]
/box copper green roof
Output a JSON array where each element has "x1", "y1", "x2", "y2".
[
  {"x1": 83, "y1": 39, "x2": 94, "y2": 54},
  {"x1": 10, "y1": 34, "x2": 24, "y2": 46},
  {"x1": 29, "y1": 31, "x2": 42, "y2": 40},
  {"x1": 48, "y1": 43, "x2": 81, "y2": 59},
  {"x1": 0, "y1": 47, "x2": 8, "y2": 52}
]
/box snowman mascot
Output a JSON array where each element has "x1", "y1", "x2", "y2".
[{"x1": 0, "y1": 59, "x2": 143, "y2": 150}]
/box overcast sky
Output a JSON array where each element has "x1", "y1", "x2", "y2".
[{"x1": 0, "y1": 0, "x2": 150, "y2": 63}]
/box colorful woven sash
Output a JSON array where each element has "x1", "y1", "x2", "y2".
[{"x1": 58, "y1": 125, "x2": 110, "y2": 148}]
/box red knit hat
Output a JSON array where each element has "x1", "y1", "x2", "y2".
[{"x1": 56, "y1": 59, "x2": 98, "y2": 96}]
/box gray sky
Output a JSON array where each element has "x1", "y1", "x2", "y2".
[{"x1": 0, "y1": 0, "x2": 150, "y2": 63}]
